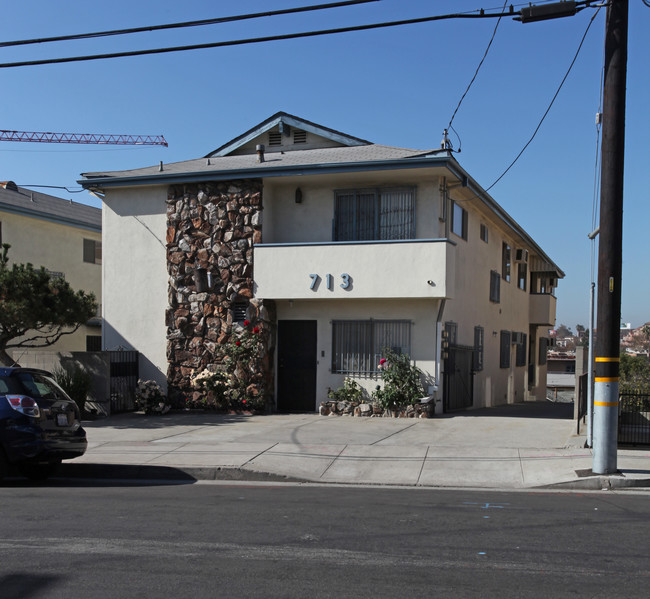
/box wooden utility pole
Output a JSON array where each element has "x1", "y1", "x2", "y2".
[{"x1": 593, "y1": 0, "x2": 628, "y2": 474}]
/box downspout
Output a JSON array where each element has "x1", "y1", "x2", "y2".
[{"x1": 434, "y1": 299, "x2": 446, "y2": 415}]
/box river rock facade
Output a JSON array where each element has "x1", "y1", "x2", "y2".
[{"x1": 165, "y1": 180, "x2": 275, "y2": 406}]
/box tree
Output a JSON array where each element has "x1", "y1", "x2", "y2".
[
  {"x1": 620, "y1": 353, "x2": 650, "y2": 392},
  {"x1": 555, "y1": 324, "x2": 573, "y2": 338},
  {"x1": 0, "y1": 244, "x2": 97, "y2": 366}
]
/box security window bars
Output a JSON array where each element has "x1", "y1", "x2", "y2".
[
  {"x1": 451, "y1": 201, "x2": 468, "y2": 240},
  {"x1": 232, "y1": 302, "x2": 248, "y2": 324},
  {"x1": 331, "y1": 319, "x2": 411, "y2": 374},
  {"x1": 489, "y1": 270, "x2": 501, "y2": 303},
  {"x1": 334, "y1": 187, "x2": 415, "y2": 241},
  {"x1": 83, "y1": 239, "x2": 102, "y2": 264}
]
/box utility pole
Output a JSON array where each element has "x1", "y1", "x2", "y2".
[{"x1": 593, "y1": 0, "x2": 628, "y2": 474}]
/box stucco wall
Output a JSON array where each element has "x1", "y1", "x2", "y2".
[
  {"x1": 274, "y1": 298, "x2": 439, "y2": 410},
  {"x1": 102, "y1": 186, "x2": 168, "y2": 387},
  {"x1": 1, "y1": 209, "x2": 102, "y2": 356}
]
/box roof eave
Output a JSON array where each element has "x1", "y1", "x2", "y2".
[{"x1": 79, "y1": 155, "x2": 454, "y2": 189}]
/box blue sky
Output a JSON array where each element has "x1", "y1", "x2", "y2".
[{"x1": 2, "y1": 0, "x2": 649, "y2": 330}]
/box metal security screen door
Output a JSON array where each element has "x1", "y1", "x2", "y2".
[
  {"x1": 277, "y1": 320, "x2": 317, "y2": 412},
  {"x1": 444, "y1": 345, "x2": 474, "y2": 412}
]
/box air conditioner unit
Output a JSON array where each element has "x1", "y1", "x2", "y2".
[{"x1": 515, "y1": 248, "x2": 529, "y2": 263}]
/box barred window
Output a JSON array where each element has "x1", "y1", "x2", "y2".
[
  {"x1": 334, "y1": 187, "x2": 415, "y2": 241},
  {"x1": 331, "y1": 320, "x2": 411, "y2": 374}
]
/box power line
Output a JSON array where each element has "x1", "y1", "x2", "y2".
[
  {"x1": 0, "y1": 0, "x2": 380, "y2": 48},
  {"x1": 0, "y1": 9, "x2": 512, "y2": 69},
  {"x1": 446, "y1": 0, "x2": 509, "y2": 150},
  {"x1": 486, "y1": 5, "x2": 602, "y2": 191}
]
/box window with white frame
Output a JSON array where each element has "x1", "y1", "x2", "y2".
[
  {"x1": 331, "y1": 320, "x2": 411, "y2": 374},
  {"x1": 334, "y1": 187, "x2": 415, "y2": 241}
]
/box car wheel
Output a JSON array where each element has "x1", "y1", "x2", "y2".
[{"x1": 19, "y1": 459, "x2": 61, "y2": 481}]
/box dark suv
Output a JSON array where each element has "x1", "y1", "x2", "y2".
[{"x1": 0, "y1": 367, "x2": 87, "y2": 481}]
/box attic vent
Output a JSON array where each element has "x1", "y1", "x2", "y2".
[
  {"x1": 268, "y1": 132, "x2": 282, "y2": 146},
  {"x1": 293, "y1": 129, "x2": 307, "y2": 144}
]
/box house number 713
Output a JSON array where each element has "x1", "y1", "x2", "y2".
[{"x1": 309, "y1": 273, "x2": 351, "y2": 290}]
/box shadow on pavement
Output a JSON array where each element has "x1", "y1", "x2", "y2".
[
  {"x1": 82, "y1": 411, "x2": 255, "y2": 430},
  {"x1": 440, "y1": 401, "x2": 574, "y2": 420}
]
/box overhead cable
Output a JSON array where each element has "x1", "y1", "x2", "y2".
[
  {"x1": 0, "y1": 9, "x2": 512, "y2": 69},
  {"x1": 0, "y1": 0, "x2": 380, "y2": 48},
  {"x1": 486, "y1": 6, "x2": 602, "y2": 191},
  {"x1": 446, "y1": 0, "x2": 509, "y2": 150}
]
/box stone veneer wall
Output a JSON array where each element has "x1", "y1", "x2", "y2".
[{"x1": 165, "y1": 180, "x2": 275, "y2": 407}]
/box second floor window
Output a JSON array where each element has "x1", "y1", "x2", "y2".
[
  {"x1": 451, "y1": 201, "x2": 468, "y2": 240},
  {"x1": 83, "y1": 239, "x2": 102, "y2": 264},
  {"x1": 334, "y1": 187, "x2": 415, "y2": 241},
  {"x1": 502, "y1": 242, "x2": 511, "y2": 282}
]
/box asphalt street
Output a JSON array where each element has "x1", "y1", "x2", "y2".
[{"x1": 0, "y1": 481, "x2": 648, "y2": 598}]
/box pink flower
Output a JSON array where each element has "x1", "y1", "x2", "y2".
[{"x1": 379, "y1": 358, "x2": 387, "y2": 365}]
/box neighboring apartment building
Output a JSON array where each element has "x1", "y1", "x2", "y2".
[
  {"x1": 0, "y1": 181, "x2": 102, "y2": 360},
  {"x1": 79, "y1": 112, "x2": 563, "y2": 413}
]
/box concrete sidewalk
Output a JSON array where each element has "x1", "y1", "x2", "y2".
[{"x1": 63, "y1": 402, "x2": 650, "y2": 490}]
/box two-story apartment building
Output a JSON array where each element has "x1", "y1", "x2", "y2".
[
  {"x1": 80, "y1": 112, "x2": 563, "y2": 413},
  {"x1": 0, "y1": 181, "x2": 102, "y2": 360}
]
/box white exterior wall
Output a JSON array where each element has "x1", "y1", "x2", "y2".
[
  {"x1": 1, "y1": 209, "x2": 102, "y2": 354},
  {"x1": 262, "y1": 174, "x2": 442, "y2": 244},
  {"x1": 442, "y1": 194, "x2": 541, "y2": 407},
  {"x1": 275, "y1": 298, "x2": 439, "y2": 408},
  {"x1": 102, "y1": 186, "x2": 168, "y2": 387}
]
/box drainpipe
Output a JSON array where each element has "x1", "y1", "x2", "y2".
[{"x1": 434, "y1": 299, "x2": 446, "y2": 415}]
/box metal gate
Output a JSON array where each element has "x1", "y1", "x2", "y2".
[
  {"x1": 109, "y1": 350, "x2": 139, "y2": 413},
  {"x1": 444, "y1": 345, "x2": 474, "y2": 412},
  {"x1": 619, "y1": 392, "x2": 650, "y2": 445}
]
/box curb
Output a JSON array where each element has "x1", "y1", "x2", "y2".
[{"x1": 57, "y1": 462, "x2": 308, "y2": 484}]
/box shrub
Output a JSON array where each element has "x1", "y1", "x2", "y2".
[
  {"x1": 53, "y1": 366, "x2": 92, "y2": 415},
  {"x1": 135, "y1": 379, "x2": 170, "y2": 415},
  {"x1": 328, "y1": 378, "x2": 364, "y2": 403},
  {"x1": 372, "y1": 350, "x2": 424, "y2": 410}
]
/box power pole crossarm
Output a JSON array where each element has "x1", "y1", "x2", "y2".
[{"x1": 0, "y1": 130, "x2": 168, "y2": 146}]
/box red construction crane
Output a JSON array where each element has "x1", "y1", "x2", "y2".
[{"x1": 0, "y1": 129, "x2": 167, "y2": 146}]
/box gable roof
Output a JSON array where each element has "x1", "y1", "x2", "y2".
[
  {"x1": 0, "y1": 182, "x2": 101, "y2": 232},
  {"x1": 206, "y1": 111, "x2": 371, "y2": 157}
]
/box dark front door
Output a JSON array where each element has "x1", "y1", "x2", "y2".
[
  {"x1": 277, "y1": 320, "x2": 317, "y2": 412},
  {"x1": 444, "y1": 345, "x2": 474, "y2": 412}
]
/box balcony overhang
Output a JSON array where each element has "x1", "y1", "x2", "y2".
[{"x1": 253, "y1": 239, "x2": 455, "y2": 300}]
